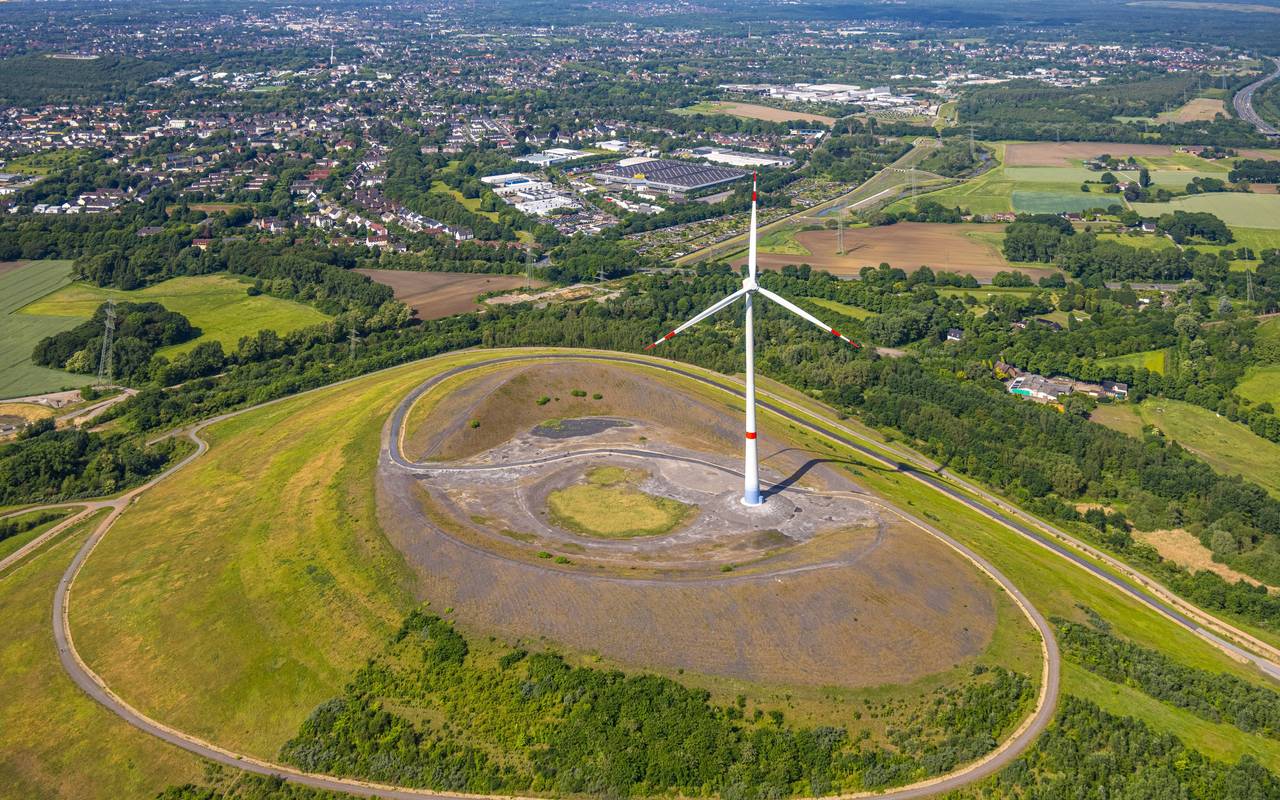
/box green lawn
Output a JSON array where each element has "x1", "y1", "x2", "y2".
[
  {"x1": 0, "y1": 260, "x2": 94, "y2": 398},
  {"x1": 1136, "y1": 398, "x2": 1280, "y2": 497},
  {"x1": 804, "y1": 297, "x2": 877, "y2": 320},
  {"x1": 1131, "y1": 194, "x2": 1280, "y2": 230},
  {"x1": 1097, "y1": 348, "x2": 1168, "y2": 374},
  {"x1": 0, "y1": 511, "x2": 200, "y2": 797},
  {"x1": 1236, "y1": 364, "x2": 1280, "y2": 406},
  {"x1": 430, "y1": 180, "x2": 499, "y2": 222},
  {"x1": 21, "y1": 274, "x2": 331, "y2": 358}
]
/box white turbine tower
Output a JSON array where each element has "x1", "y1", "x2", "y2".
[{"x1": 645, "y1": 175, "x2": 860, "y2": 506}]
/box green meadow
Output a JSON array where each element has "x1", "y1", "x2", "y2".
[{"x1": 22, "y1": 274, "x2": 332, "y2": 359}]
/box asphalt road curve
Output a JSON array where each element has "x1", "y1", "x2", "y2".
[
  {"x1": 48, "y1": 350, "x2": 1280, "y2": 800},
  {"x1": 1234, "y1": 56, "x2": 1280, "y2": 137}
]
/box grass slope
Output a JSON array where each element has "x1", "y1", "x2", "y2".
[
  {"x1": 0, "y1": 511, "x2": 200, "y2": 798},
  {"x1": 0, "y1": 260, "x2": 93, "y2": 398},
  {"x1": 1136, "y1": 398, "x2": 1280, "y2": 497},
  {"x1": 63, "y1": 349, "x2": 1280, "y2": 778},
  {"x1": 70, "y1": 361, "x2": 427, "y2": 758},
  {"x1": 1236, "y1": 365, "x2": 1280, "y2": 406},
  {"x1": 22, "y1": 274, "x2": 331, "y2": 358}
]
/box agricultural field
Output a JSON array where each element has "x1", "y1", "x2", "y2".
[
  {"x1": 1135, "y1": 398, "x2": 1280, "y2": 497},
  {"x1": 354, "y1": 269, "x2": 545, "y2": 320},
  {"x1": 1096, "y1": 347, "x2": 1168, "y2": 374},
  {"x1": 670, "y1": 100, "x2": 836, "y2": 125},
  {"x1": 1001, "y1": 141, "x2": 1280, "y2": 167},
  {"x1": 20, "y1": 274, "x2": 331, "y2": 358},
  {"x1": 0, "y1": 260, "x2": 94, "y2": 399},
  {"x1": 740, "y1": 223, "x2": 1037, "y2": 281},
  {"x1": 1131, "y1": 193, "x2": 1280, "y2": 230}
]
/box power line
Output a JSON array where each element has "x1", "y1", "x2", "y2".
[{"x1": 96, "y1": 298, "x2": 115, "y2": 387}]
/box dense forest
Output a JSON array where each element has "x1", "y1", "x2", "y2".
[
  {"x1": 0, "y1": 53, "x2": 170, "y2": 105},
  {"x1": 31, "y1": 301, "x2": 198, "y2": 381}
]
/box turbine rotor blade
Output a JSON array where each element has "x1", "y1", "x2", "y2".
[
  {"x1": 756, "y1": 287, "x2": 861, "y2": 348},
  {"x1": 644, "y1": 288, "x2": 748, "y2": 350}
]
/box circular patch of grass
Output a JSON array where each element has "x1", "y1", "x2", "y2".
[{"x1": 547, "y1": 467, "x2": 697, "y2": 539}]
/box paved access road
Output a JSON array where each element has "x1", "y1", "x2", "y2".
[
  {"x1": 1234, "y1": 56, "x2": 1280, "y2": 137},
  {"x1": 38, "y1": 349, "x2": 1280, "y2": 800}
]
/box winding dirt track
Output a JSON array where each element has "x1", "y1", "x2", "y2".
[{"x1": 27, "y1": 349, "x2": 1280, "y2": 798}]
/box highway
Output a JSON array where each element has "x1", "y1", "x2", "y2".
[
  {"x1": 1233, "y1": 56, "x2": 1280, "y2": 137},
  {"x1": 31, "y1": 349, "x2": 1280, "y2": 799}
]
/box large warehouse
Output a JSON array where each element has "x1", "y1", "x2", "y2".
[{"x1": 592, "y1": 157, "x2": 747, "y2": 196}]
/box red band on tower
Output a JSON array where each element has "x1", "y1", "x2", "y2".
[
  {"x1": 664, "y1": 331, "x2": 675, "y2": 340},
  {"x1": 745, "y1": 431, "x2": 757, "y2": 439},
  {"x1": 831, "y1": 329, "x2": 840, "y2": 337}
]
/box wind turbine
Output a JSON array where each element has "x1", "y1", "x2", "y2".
[{"x1": 645, "y1": 175, "x2": 860, "y2": 506}]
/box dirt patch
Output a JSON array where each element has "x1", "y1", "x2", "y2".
[
  {"x1": 702, "y1": 101, "x2": 835, "y2": 125},
  {"x1": 1134, "y1": 528, "x2": 1276, "y2": 592},
  {"x1": 407, "y1": 362, "x2": 743, "y2": 463},
  {"x1": 383, "y1": 360, "x2": 1008, "y2": 690},
  {"x1": 736, "y1": 223, "x2": 1045, "y2": 281},
  {"x1": 1004, "y1": 142, "x2": 1182, "y2": 167},
  {"x1": 1252, "y1": 183, "x2": 1279, "y2": 194},
  {"x1": 355, "y1": 269, "x2": 544, "y2": 320}
]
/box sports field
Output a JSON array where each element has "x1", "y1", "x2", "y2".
[
  {"x1": 1131, "y1": 193, "x2": 1280, "y2": 230},
  {"x1": 22, "y1": 274, "x2": 331, "y2": 358},
  {"x1": 0, "y1": 260, "x2": 94, "y2": 398}
]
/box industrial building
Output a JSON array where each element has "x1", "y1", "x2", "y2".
[
  {"x1": 591, "y1": 157, "x2": 747, "y2": 197},
  {"x1": 690, "y1": 147, "x2": 795, "y2": 168}
]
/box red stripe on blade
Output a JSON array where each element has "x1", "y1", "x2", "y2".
[{"x1": 664, "y1": 331, "x2": 675, "y2": 340}]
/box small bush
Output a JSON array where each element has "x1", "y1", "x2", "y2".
[
  {"x1": 592, "y1": 393, "x2": 603, "y2": 400},
  {"x1": 469, "y1": 419, "x2": 480, "y2": 428},
  {"x1": 571, "y1": 389, "x2": 587, "y2": 397},
  {"x1": 536, "y1": 396, "x2": 550, "y2": 406}
]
